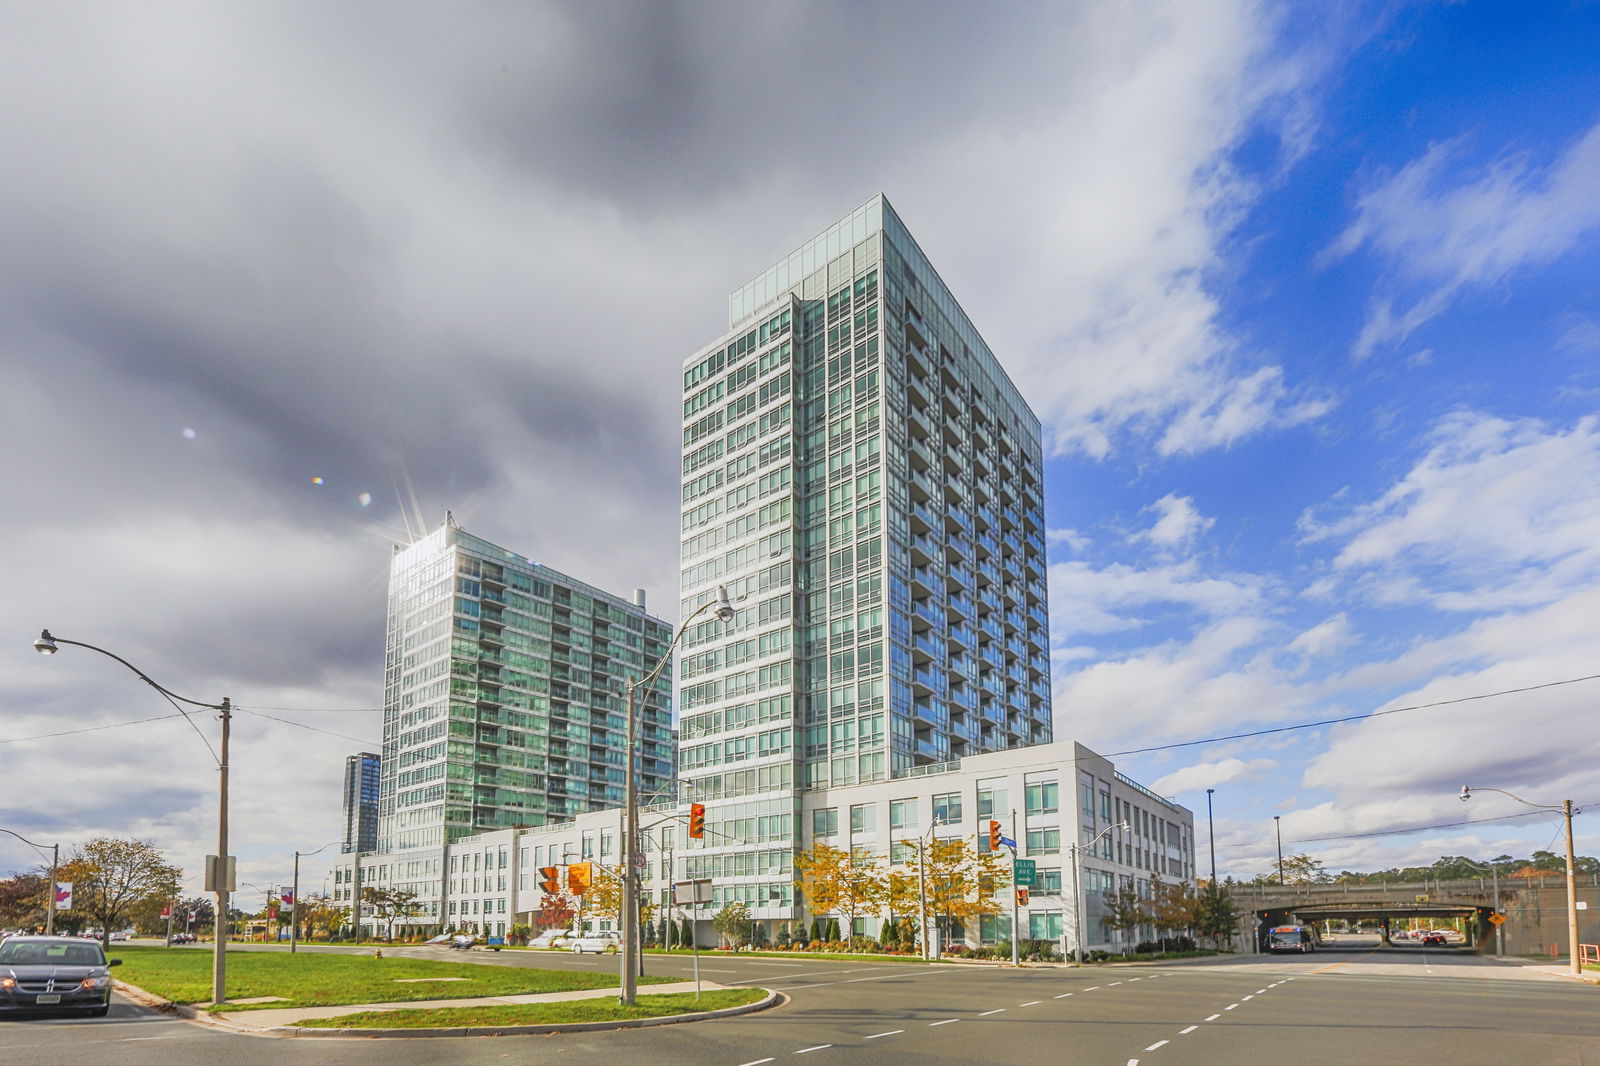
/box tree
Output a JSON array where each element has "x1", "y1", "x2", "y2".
[
  {"x1": 0, "y1": 873, "x2": 48, "y2": 931},
  {"x1": 360, "y1": 886, "x2": 422, "y2": 941},
  {"x1": 795, "y1": 843, "x2": 887, "y2": 942},
  {"x1": 536, "y1": 890, "x2": 577, "y2": 931},
  {"x1": 296, "y1": 892, "x2": 339, "y2": 941},
  {"x1": 55, "y1": 838, "x2": 181, "y2": 946},
  {"x1": 586, "y1": 867, "x2": 622, "y2": 924},
  {"x1": 898, "y1": 836, "x2": 1010, "y2": 947},
  {"x1": 1193, "y1": 879, "x2": 1240, "y2": 948},
  {"x1": 1253, "y1": 853, "x2": 1332, "y2": 886},
  {"x1": 712, "y1": 901, "x2": 752, "y2": 949},
  {"x1": 1148, "y1": 876, "x2": 1197, "y2": 938},
  {"x1": 1102, "y1": 881, "x2": 1148, "y2": 953}
]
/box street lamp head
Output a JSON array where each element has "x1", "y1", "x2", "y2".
[
  {"x1": 714, "y1": 585, "x2": 735, "y2": 623},
  {"x1": 33, "y1": 629, "x2": 58, "y2": 655}
]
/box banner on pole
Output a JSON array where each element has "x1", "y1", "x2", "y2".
[{"x1": 54, "y1": 883, "x2": 72, "y2": 911}]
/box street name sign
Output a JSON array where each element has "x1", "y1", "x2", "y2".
[{"x1": 1014, "y1": 859, "x2": 1037, "y2": 887}]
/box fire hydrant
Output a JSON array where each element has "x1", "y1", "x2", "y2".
[{"x1": 373, "y1": 947, "x2": 383, "y2": 959}]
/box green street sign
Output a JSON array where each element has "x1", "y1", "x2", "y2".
[{"x1": 1014, "y1": 859, "x2": 1037, "y2": 887}]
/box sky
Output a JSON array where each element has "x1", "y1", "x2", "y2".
[{"x1": 3, "y1": 1, "x2": 1599, "y2": 900}]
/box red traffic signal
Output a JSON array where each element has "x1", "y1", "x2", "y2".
[
  {"x1": 689, "y1": 802, "x2": 706, "y2": 839},
  {"x1": 1016, "y1": 887, "x2": 1030, "y2": 907},
  {"x1": 988, "y1": 820, "x2": 1003, "y2": 850},
  {"x1": 538, "y1": 866, "x2": 560, "y2": 894}
]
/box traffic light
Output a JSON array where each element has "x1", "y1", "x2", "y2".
[
  {"x1": 539, "y1": 866, "x2": 560, "y2": 894},
  {"x1": 1016, "y1": 887, "x2": 1029, "y2": 907},
  {"x1": 988, "y1": 820, "x2": 1003, "y2": 851},
  {"x1": 689, "y1": 802, "x2": 706, "y2": 839},
  {"x1": 567, "y1": 862, "x2": 593, "y2": 896}
]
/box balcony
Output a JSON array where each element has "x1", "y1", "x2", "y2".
[{"x1": 909, "y1": 532, "x2": 938, "y2": 564}]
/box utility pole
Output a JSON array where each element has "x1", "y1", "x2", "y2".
[
  {"x1": 1009, "y1": 809, "x2": 1020, "y2": 968},
  {"x1": 1274, "y1": 815, "x2": 1284, "y2": 886},
  {"x1": 214, "y1": 697, "x2": 230, "y2": 1003},
  {"x1": 1205, "y1": 789, "x2": 1216, "y2": 884}
]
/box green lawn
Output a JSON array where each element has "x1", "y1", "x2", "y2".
[
  {"x1": 294, "y1": 988, "x2": 768, "y2": 1028},
  {"x1": 111, "y1": 945, "x2": 675, "y2": 1010}
]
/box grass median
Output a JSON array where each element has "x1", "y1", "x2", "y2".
[
  {"x1": 293, "y1": 988, "x2": 768, "y2": 1029},
  {"x1": 111, "y1": 945, "x2": 676, "y2": 1011}
]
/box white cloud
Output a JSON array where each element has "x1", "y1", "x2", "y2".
[
  {"x1": 1287, "y1": 613, "x2": 1354, "y2": 658},
  {"x1": 1132, "y1": 493, "x2": 1216, "y2": 549},
  {"x1": 1326, "y1": 122, "x2": 1600, "y2": 359},
  {"x1": 1048, "y1": 558, "x2": 1263, "y2": 637},
  {"x1": 1554, "y1": 314, "x2": 1600, "y2": 357},
  {"x1": 1300, "y1": 412, "x2": 1600, "y2": 610},
  {"x1": 1152, "y1": 757, "x2": 1277, "y2": 796}
]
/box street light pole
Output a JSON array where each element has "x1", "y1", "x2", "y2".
[
  {"x1": 914, "y1": 818, "x2": 943, "y2": 961},
  {"x1": 0, "y1": 829, "x2": 58, "y2": 935},
  {"x1": 1461, "y1": 786, "x2": 1583, "y2": 977},
  {"x1": 1205, "y1": 789, "x2": 1216, "y2": 885},
  {"x1": 33, "y1": 629, "x2": 233, "y2": 1004},
  {"x1": 1274, "y1": 815, "x2": 1284, "y2": 886},
  {"x1": 291, "y1": 841, "x2": 340, "y2": 953},
  {"x1": 620, "y1": 587, "x2": 733, "y2": 1007},
  {"x1": 1070, "y1": 822, "x2": 1130, "y2": 963}
]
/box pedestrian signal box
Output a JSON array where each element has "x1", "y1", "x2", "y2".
[
  {"x1": 1016, "y1": 887, "x2": 1030, "y2": 907},
  {"x1": 567, "y1": 862, "x2": 593, "y2": 895}
]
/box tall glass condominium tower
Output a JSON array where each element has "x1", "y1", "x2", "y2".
[
  {"x1": 342, "y1": 751, "x2": 381, "y2": 854},
  {"x1": 677, "y1": 196, "x2": 1051, "y2": 919},
  {"x1": 379, "y1": 518, "x2": 676, "y2": 856}
]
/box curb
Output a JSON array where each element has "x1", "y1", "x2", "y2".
[
  {"x1": 264, "y1": 988, "x2": 784, "y2": 1038},
  {"x1": 114, "y1": 981, "x2": 784, "y2": 1038}
]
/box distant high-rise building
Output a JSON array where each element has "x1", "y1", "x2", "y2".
[
  {"x1": 677, "y1": 195, "x2": 1052, "y2": 924},
  {"x1": 378, "y1": 517, "x2": 676, "y2": 857},
  {"x1": 341, "y1": 752, "x2": 380, "y2": 854}
]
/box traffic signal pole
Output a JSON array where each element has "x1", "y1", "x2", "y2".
[{"x1": 1010, "y1": 809, "x2": 1020, "y2": 967}]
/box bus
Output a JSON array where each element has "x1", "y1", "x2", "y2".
[{"x1": 1266, "y1": 925, "x2": 1316, "y2": 953}]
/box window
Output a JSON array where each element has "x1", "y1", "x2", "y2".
[
  {"x1": 932, "y1": 792, "x2": 963, "y2": 826},
  {"x1": 850, "y1": 803, "x2": 876, "y2": 834},
  {"x1": 1027, "y1": 828, "x2": 1061, "y2": 855},
  {"x1": 812, "y1": 807, "x2": 839, "y2": 838},
  {"x1": 1025, "y1": 780, "x2": 1059, "y2": 815},
  {"x1": 1028, "y1": 911, "x2": 1064, "y2": 940},
  {"x1": 1038, "y1": 869, "x2": 1063, "y2": 894},
  {"x1": 890, "y1": 799, "x2": 915, "y2": 831},
  {"x1": 977, "y1": 782, "x2": 1007, "y2": 819}
]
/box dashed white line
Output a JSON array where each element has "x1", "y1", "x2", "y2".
[
  {"x1": 1180, "y1": 1025, "x2": 1199, "y2": 1034},
  {"x1": 865, "y1": 1030, "x2": 903, "y2": 1039},
  {"x1": 1020, "y1": 1000, "x2": 1041, "y2": 1006},
  {"x1": 1205, "y1": 1013, "x2": 1222, "y2": 1021},
  {"x1": 1224, "y1": 1003, "x2": 1239, "y2": 1010},
  {"x1": 1054, "y1": 992, "x2": 1074, "y2": 998},
  {"x1": 1084, "y1": 985, "x2": 1101, "y2": 991},
  {"x1": 737, "y1": 1059, "x2": 774, "y2": 1066},
  {"x1": 1128, "y1": 976, "x2": 1141, "y2": 981},
  {"x1": 1109, "y1": 981, "x2": 1124, "y2": 986},
  {"x1": 929, "y1": 1018, "x2": 959, "y2": 1027},
  {"x1": 794, "y1": 1046, "x2": 831, "y2": 1055},
  {"x1": 1256, "y1": 988, "x2": 1268, "y2": 994},
  {"x1": 980, "y1": 1008, "x2": 1007, "y2": 1016},
  {"x1": 1243, "y1": 995, "x2": 1255, "y2": 1001},
  {"x1": 1145, "y1": 1041, "x2": 1170, "y2": 1052}
]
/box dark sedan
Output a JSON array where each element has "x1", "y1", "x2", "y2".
[{"x1": 0, "y1": 935, "x2": 121, "y2": 1017}]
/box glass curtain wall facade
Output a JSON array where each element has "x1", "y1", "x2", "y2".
[
  {"x1": 342, "y1": 752, "x2": 381, "y2": 854},
  {"x1": 378, "y1": 519, "x2": 676, "y2": 906},
  {"x1": 678, "y1": 195, "x2": 1051, "y2": 926}
]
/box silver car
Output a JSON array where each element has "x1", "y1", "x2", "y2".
[{"x1": 0, "y1": 936, "x2": 121, "y2": 1017}]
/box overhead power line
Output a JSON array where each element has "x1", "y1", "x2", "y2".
[
  {"x1": 1216, "y1": 802, "x2": 1595, "y2": 851},
  {"x1": 1106, "y1": 672, "x2": 1600, "y2": 759}
]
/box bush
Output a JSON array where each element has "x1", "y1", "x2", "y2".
[
  {"x1": 1134, "y1": 936, "x2": 1197, "y2": 955},
  {"x1": 776, "y1": 927, "x2": 793, "y2": 950}
]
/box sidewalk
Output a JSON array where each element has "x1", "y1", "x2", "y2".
[{"x1": 208, "y1": 979, "x2": 730, "y2": 1031}]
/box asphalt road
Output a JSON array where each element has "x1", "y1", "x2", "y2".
[{"x1": 5, "y1": 937, "x2": 1596, "y2": 1065}]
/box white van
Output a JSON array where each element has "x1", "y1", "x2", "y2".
[{"x1": 568, "y1": 930, "x2": 622, "y2": 954}]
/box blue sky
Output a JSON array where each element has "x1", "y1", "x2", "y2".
[{"x1": 1, "y1": 1, "x2": 1596, "y2": 893}]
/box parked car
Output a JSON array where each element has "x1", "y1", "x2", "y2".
[
  {"x1": 448, "y1": 934, "x2": 477, "y2": 950},
  {"x1": 0, "y1": 935, "x2": 121, "y2": 1017},
  {"x1": 108, "y1": 932, "x2": 129, "y2": 942},
  {"x1": 529, "y1": 929, "x2": 574, "y2": 949},
  {"x1": 166, "y1": 932, "x2": 197, "y2": 945},
  {"x1": 568, "y1": 930, "x2": 621, "y2": 954}
]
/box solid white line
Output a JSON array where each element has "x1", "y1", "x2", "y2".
[
  {"x1": 1180, "y1": 1025, "x2": 1198, "y2": 1034},
  {"x1": 930, "y1": 1018, "x2": 958, "y2": 1027},
  {"x1": 1020, "y1": 1000, "x2": 1041, "y2": 1006},
  {"x1": 865, "y1": 1030, "x2": 903, "y2": 1039},
  {"x1": 794, "y1": 1046, "x2": 831, "y2": 1055},
  {"x1": 1145, "y1": 1041, "x2": 1169, "y2": 1051},
  {"x1": 1205, "y1": 1013, "x2": 1221, "y2": 1021},
  {"x1": 980, "y1": 1008, "x2": 1007, "y2": 1016},
  {"x1": 737, "y1": 1059, "x2": 774, "y2": 1066}
]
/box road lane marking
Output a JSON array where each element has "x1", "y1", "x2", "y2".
[
  {"x1": 1055, "y1": 993, "x2": 1073, "y2": 998},
  {"x1": 1084, "y1": 985, "x2": 1101, "y2": 990},
  {"x1": 930, "y1": 1018, "x2": 959, "y2": 1026},
  {"x1": 1109, "y1": 981, "x2": 1123, "y2": 986},
  {"x1": 795, "y1": 1046, "x2": 831, "y2": 1055},
  {"x1": 1225, "y1": 1004, "x2": 1239, "y2": 1010},
  {"x1": 1205, "y1": 1014, "x2": 1221, "y2": 1021},
  {"x1": 737, "y1": 1059, "x2": 774, "y2": 1065},
  {"x1": 1180, "y1": 1025, "x2": 1198, "y2": 1034},
  {"x1": 1145, "y1": 1041, "x2": 1169, "y2": 1051},
  {"x1": 1129, "y1": 977, "x2": 1141, "y2": 981},
  {"x1": 1020, "y1": 1000, "x2": 1041, "y2": 1006},
  {"x1": 1256, "y1": 988, "x2": 1268, "y2": 994},
  {"x1": 1243, "y1": 995, "x2": 1255, "y2": 1000},
  {"x1": 980, "y1": 1008, "x2": 1006, "y2": 1016},
  {"x1": 865, "y1": 1031, "x2": 903, "y2": 1039}
]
